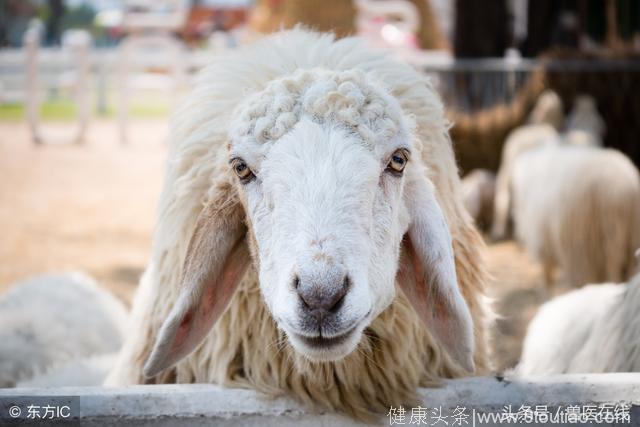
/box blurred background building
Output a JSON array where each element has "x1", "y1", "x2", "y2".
[
  {"x1": 1, "y1": 0, "x2": 638, "y2": 171},
  {"x1": 3, "y1": 1, "x2": 638, "y2": 52}
]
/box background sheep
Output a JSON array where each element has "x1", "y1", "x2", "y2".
[
  {"x1": 491, "y1": 122, "x2": 559, "y2": 240},
  {"x1": 511, "y1": 144, "x2": 640, "y2": 287},
  {"x1": 105, "y1": 28, "x2": 492, "y2": 419},
  {"x1": 16, "y1": 353, "x2": 118, "y2": 388},
  {"x1": 491, "y1": 92, "x2": 605, "y2": 240},
  {"x1": 461, "y1": 169, "x2": 495, "y2": 232},
  {"x1": 562, "y1": 95, "x2": 606, "y2": 148},
  {"x1": 0, "y1": 272, "x2": 127, "y2": 388},
  {"x1": 517, "y1": 272, "x2": 640, "y2": 375},
  {"x1": 564, "y1": 95, "x2": 606, "y2": 143},
  {"x1": 526, "y1": 89, "x2": 564, "y2": 131}
]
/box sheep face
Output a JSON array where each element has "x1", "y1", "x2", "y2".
[
  {"x1": 225, "y1": 69, "x2": 417, "y2": 361},
  {"x1": 234, "y1": 117, "x2": 409, "y2": 361},
  {"x1": 142, "y1": 69, "x2": 475, "y2": 377}
]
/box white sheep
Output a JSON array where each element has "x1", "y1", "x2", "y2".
[
  {"x1": 16, "y1": 353, "x2": 118, "y2": 388},
  {"x1": 562, "y1": 95, "x2": 606, "y2": 149},
  {"x1": 564, "y1": 95, "x2": 605, "y2": 143},
  {"x1": 491, "y1": 90, "x2": 564, "y2": 240},
  {"x1": 105, "y1": 28, "x2": 493, "y2": 419},
  {"x1": 491, "y1": 125, "x2": 558, "y2": 239},
  {"x1": 511, "y1": 144, "x2": 640, "y2": 287},
  {"x1": 517, "y1": 272, "x2": 640, "y2": 375},
  {"x1": 0, "y1": 272, "x2": 127, "y2": 388},
  {"x1": 491, "y1": 92, "x2": 607, "y2": 240},
  {"x1": 527, "y1": 89, "x2": 564, "y2": 131},
  {"x1": 461, "y1": 169, "x2": 496, "y2": 231}
]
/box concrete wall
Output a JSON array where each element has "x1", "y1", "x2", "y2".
[{"x1": 1, "y1": 374, "x2": 639, "y2": 426}]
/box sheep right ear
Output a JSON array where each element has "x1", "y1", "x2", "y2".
[
  {"x1": 398, "y1": 170, "x2": 475, "y2": 372},
  {"x1": 143, "y1": 184, "x2": 250, "y2": 378}
]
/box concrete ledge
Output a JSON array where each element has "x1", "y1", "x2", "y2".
[{"x1": 1, "y1": 374, "x2": 639, "y2": 426}]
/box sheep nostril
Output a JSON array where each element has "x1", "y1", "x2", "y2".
[
  {"x1": 327, "y1": 275, "x2": 350, "y2": 313},
  {"x1": 293, "y1": 276, "x2": 311, "y2": 308},
  {"x1": 327, "y1": 292, "x2": 346, "y2": 313},
  {"x1": 343, "y1": 275, "x2": 351, "y2": 290}
]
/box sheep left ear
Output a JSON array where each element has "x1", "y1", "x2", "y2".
[
  {"x1": 398, "y1": 170, "x2": 475, "y2": 372},
  {"x1": 143, "y1": 187, "x2": 250, "y2": 379}
]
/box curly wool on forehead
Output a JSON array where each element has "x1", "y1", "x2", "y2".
[{"x1": 229, "y1": 68, "x2": 411, "y2": 147}]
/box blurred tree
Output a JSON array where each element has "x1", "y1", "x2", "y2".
[
  {"x1": 454, "y1": 0, "x2": 510, "y2": 57},
  {"x1": 523, "y1": 0, "x2": 578, "y2": 56},
  {"x1": 615, "y1": 0, "x2": 640, "y2": 41},
  {"x1": 45, "y1": 0, "x2": 65, "y2": 46},
  {"x1": 59, "y1": 2, "x2": 96, "y2": 31},
  {"x1": 524, "y1": 0, "x2": 640, "y2": 56},
  {"x1": 0, "y1": 0, "x2": 37, "y2": 47},
  {"x1": 601, "y1": 0, "x2": 640, "y2": 51},
  {"x1": 605, "y1": 0, "x2": 622, "y2": 49}
]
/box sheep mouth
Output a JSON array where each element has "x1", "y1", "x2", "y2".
[{"x1": 293, "y1": 324, "x2": 359, "y2": 349}]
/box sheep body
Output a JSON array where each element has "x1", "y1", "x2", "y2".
[
  {"x1": 511, "y1": 144, "x2": 640, "y2": 286},
  {"x1": 461, "y1": 169, "x2": 495, "y2": 231},
  {"x1": 518, "y1": 273, "x2": 640, "y2": 374},
  {"x1": 526, "y1": 90, "x2": 564, "y2": 131},
  {"x1": 491, "y1": 92, "x2": 606, "y2": 240},
  {"x1": 106, "y1": 28, "x2": 491, "y2": 419},
  {"x1": 491, "y1": 123, "x2": 559, "y2": 239},
  {"x1": 0, "y1": 272, "x2": 127, "y2": 387},
  {"x1": 491, "y1": 89, "x2": 564, "y2": 241},
  {"x1": 564, "y1": 95, "x2": 605, "y2": 143},
  {"x1": 561, "y1": 95, "x2": 605, "y2": 148},
  {"x1": 17, "y1": 353, "x2": 118, "y2": 388},
  {"x1": 563, "y1": 129, "x2": 600, "y2": 147}
]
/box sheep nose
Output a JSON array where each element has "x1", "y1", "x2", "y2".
[{"x1": 294, "y1": 271, "x2": 350, "y2": 315}]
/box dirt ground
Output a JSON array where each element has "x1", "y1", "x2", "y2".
[
  {"x1": 0, "y1": 119, "x2": 552, "y2": 372},
  {"x1": 0, "y1": 120, "x2": 167, "y2": 303}
]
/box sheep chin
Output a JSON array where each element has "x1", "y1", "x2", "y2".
[{"x1": 285, "y1": 325, "x2": 364, "y2": 363}]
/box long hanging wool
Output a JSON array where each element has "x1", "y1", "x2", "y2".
[{"x1": 106, "y1": 28, "x2": 493, "y2": 420}]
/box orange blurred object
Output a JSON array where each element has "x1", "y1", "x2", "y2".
[{"x1": 183, "y1": 6, "x2": 249, "y2": 44}]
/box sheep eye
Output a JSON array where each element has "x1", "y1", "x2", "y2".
[
  {"x1": 387, "y1": 149, "x2": 409, "y2": 174},
  {"x1": 231, "y1": 159, "x2": 254, "y2": 182}
]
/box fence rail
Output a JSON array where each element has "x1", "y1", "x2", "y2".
[
  {"x1": 1, "y1": 374, "x2": 639, "y2": 426},
  {"x1": 3, "y1": 46, "x2": 640, "y2": 111}
]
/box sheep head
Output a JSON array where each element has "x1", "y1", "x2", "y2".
[{"x1": 143, "y1": 69, "x2": 475, "y2": 378}]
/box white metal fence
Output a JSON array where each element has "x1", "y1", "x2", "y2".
[
  {"x1": 1, "y1": 374, "x2": 639, "y2": 426},
  {"x1": 2, "y1": 37, "x2": 640, "y2": 144}
]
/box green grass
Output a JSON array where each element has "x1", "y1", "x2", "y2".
[
  {"x1": 0, "y1": 100, "x2": 171, "y2": 121},
  {"x1": 0, "y1": 104, "x2": 29, "y2": 120}
]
